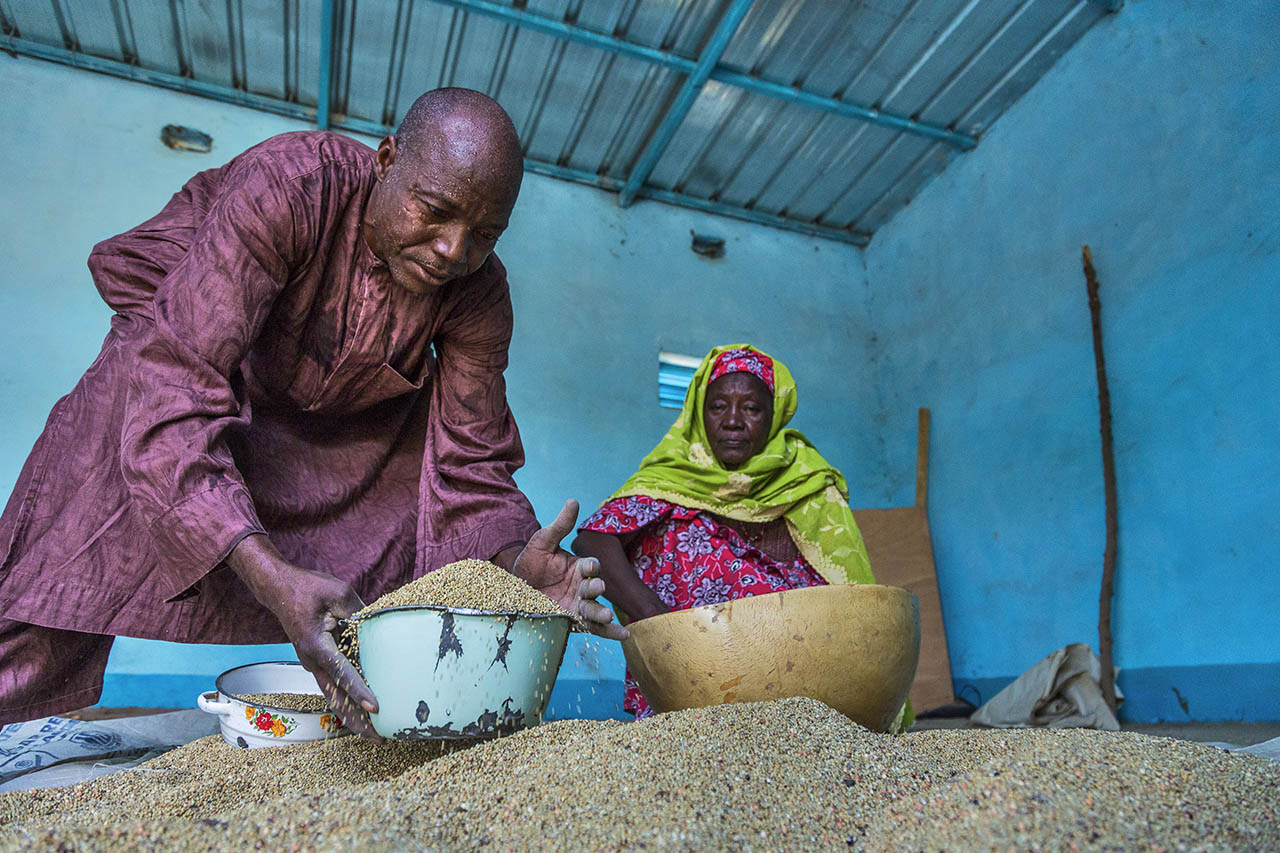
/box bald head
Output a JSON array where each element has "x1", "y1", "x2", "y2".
[{"x1": 394, "y1": 88, "x2": 524, "y2": 201}]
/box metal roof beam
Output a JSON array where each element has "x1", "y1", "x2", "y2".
[
  {"x1": 523, "y1": 160, "x2": 869, "y2": 246},
  {"x1": 428, "y1": 0, "x2": 692, "y2": 73},
  {"x1": 713, "y1": 70, "x2": 975, "y2": 149},
  {"x1": 316, "y1": 0, "x2": 335, "y2": 130},
  {"x1": 426, "y1": 0, "x2": 977, "y2": 151},
  {"x1": 617, "y1": 0, "x2": 755, "y2": 207}
]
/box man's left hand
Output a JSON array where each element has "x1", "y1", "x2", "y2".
[{"x1": 509, "y1": 500, "x2": 629, "y2": 641}]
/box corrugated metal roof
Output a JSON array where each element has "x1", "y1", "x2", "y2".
[{"x1": 0, "y1": 0, "x2": 1117, "y2": 245}]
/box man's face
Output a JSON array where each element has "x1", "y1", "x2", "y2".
[
  {"x1": 703, "y1": 373, "x2": 774, "y2": 470},
  {"x1": 363, "y1": 128, "x2": 519, "y2": 294}
]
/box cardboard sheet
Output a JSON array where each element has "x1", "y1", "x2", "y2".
[{"x1": 852, "y1": 506, "x2": 955, "y2": 713}]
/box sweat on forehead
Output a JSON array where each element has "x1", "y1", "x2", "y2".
[{"x1": 395, "y1": 88, "x2": 523, "y2": 181}]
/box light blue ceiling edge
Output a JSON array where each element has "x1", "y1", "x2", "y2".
[{"x1": 0, "y1": 32, "x2": 870, "y2": 247}]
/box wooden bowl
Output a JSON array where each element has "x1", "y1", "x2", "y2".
[{"x1": 621, "y1": 584, "x2": 920, "y2": 731}]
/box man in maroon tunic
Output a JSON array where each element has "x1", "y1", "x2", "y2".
[{"x1": 0, "y1": 88, "x2": 623, "y2": 736}]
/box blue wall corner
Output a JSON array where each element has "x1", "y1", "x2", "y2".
[{"x1": 864, "y1": 1, "x2": 1280, "y2": 705}]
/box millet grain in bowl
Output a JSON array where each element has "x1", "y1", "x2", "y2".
[
  {"x1": 339, "y1": 558, "x2": 579, "y2": 669},
  {"x1": 234, "y1": 692, "x2": 329, "y2": 713}
]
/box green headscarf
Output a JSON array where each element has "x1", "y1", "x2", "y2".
[{"x1": 609, "y1": 344, "x2": 874, "y2": 586}]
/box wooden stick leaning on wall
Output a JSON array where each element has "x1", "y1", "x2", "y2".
[
  {"x1": 916, "y1": 408, "x2": 930, "y2": 509},
  {"x1": 1083, "y1": 245, "x2": 1119, "y2": 714}
]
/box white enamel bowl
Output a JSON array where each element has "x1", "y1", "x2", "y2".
[{"x1": 196, "y1": 661, "x2": 349, "y2": 748}]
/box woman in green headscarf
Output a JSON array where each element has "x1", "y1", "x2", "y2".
[{"x1": 573, "y1": 344, "x2": 876, "y2": 719}]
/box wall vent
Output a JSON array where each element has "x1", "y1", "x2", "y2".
[{"x1": 658, "y1": 350, "x2": 701, "y2": 409}]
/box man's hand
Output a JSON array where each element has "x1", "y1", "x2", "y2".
[
  {"x1": 226, "y1": 534, "x2": 383, "y2": 740},
  {"x1": 509, "y1": 500, "x2": 630, "y2": 641}
]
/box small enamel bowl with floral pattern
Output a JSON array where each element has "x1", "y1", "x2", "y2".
[{"x1": 196, "y1": 661, "x2": 349, "y2": 748}]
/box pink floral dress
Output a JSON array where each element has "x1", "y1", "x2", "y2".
[{"x1": 579, "y1": 494, "x2": 827, "y2": 718}]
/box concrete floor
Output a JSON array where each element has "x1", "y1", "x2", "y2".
[{"x1": 911, "y1": 717, "x2": 1280, "y2": 747}]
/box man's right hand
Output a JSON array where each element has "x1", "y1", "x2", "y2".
[{"x1": 226, "y1": 534, "x2": 382, "y2": 740}]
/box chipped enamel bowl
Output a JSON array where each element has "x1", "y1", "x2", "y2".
[
  {"x1": 196, "y1": 661, "x2": 349, "y2": 748},
  {"x1": 356, "y1": 606, "x2": 572, "y2": 740},
  {"x1": 621, "y1": 584, "x2": 920, "y2": 732}
]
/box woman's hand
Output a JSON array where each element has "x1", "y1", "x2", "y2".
[
  {"x1": 572, "y1": 529, "x2": 672, "y2": 623},
  {"x1": 508, "y1": 501, "x2": 629, "y2": 641},
  {"x1": 226, "y1": 534, "x2": 383, "y2": 740}
]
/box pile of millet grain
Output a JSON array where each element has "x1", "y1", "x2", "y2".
[{"x1": 2, "y1": 696, "x2": 1276, "y2": 851}]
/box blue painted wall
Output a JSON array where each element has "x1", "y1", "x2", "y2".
[
  {"x1": 0, "y1": 55, "x2": 873, "y2": 720},
  {"x1": 862, "y1": 0, "x2": 1280, "y2": 720}
]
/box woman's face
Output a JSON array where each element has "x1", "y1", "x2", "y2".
[{"x1": 703, "y1": 372, "x2": 774, "y2": 470}]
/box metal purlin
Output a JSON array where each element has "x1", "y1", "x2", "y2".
[{"x1": 617, "y1": 0, "x2": 756, "y2": 208}]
